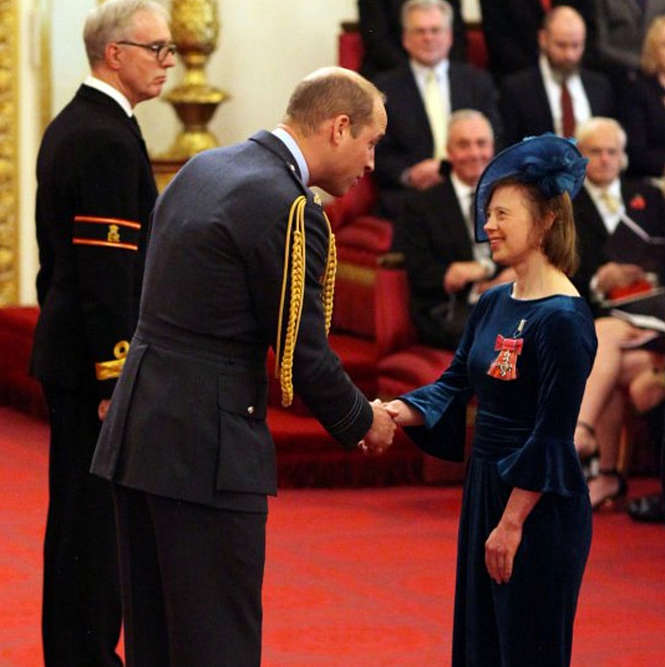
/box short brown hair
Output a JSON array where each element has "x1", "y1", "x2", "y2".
[
  {"x1": 487, "y1": 178, "x2": 579, "y2": 276},
  {"x1": 641, "y1": 16, "x2": 665, "y2": 75},
  {"x1": 285, "y1": 67, "x2": 384, "y2": 138}
]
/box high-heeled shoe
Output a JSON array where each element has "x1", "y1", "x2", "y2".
[
  {"x1": 576, "y1": 420, "x2": 599, "y2": 480},
  {"x1": 589, "y1": 468, "x2": 627, "y2": 511}
]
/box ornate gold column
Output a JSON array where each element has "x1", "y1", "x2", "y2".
[
  {"x1": 153, "y1": 0, "x2": 228, "y2": 188},
  {"x1": 0, "y1": 0, "x2": 18, "y2": 305}
]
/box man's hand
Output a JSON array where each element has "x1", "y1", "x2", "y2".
[
  {"x1": 407, "y1": 159, "x2": 444, "y2": 190},
  {"x1": 383, "y1": 399, "x2": 425, "y2": 427},
  {"x1": 98, "y1": 399, "x2": 111, "y2": 421},
  {"x1": 444, "y1": 261, "x2": 488, "y2": 294},
  {"x1": 595, "y1": 262, "x2": 645, "y2": 295},
  {"x1": 359, "y1": 399, "x2": 396, "y2": 454}
]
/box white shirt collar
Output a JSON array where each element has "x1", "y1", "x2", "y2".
[
  {"x1": 410, "y1": 58, "x2": 449, "y2": 86},
  {"x1": 584, "y1": 177, "x2": 624, "y2": 234},
  {"x1": 83, "y1": 75, "x2": 134, "y2": 117},
  {"x1": 271, "y1": 127, "x2": 310, "y2": 186}
]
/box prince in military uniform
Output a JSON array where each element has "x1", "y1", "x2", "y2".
[
  {"x1": 30, "y1": 1, "x2": 175, "y2": 664},
  {"x1": 90, "y1": 67, "x2": 395, "y2": 666}
]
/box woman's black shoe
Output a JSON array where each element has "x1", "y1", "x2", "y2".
[
  {"x1": 590, "y1": 469, "x2": 627, "y2": 511},
  {"x1": 627, "y1": 494, "x2": 665, "y2": 523}
]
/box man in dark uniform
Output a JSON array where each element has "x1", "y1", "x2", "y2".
[
  {"x1": 90, "y1": 67, "x2": 395, "y2": 666},
  {"x1": 30, "y1": 1, "x2": 175, "y2": 664}
]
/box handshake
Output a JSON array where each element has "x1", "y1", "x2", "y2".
[{"x1": 357, "y1": 398, "x2": 425, "y2": 454}]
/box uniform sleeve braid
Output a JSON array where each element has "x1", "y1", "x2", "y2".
[{"x1": 274, "y1": 196, "x2": 337, "y2": 407}]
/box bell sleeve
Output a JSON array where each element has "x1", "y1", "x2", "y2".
[
  {"x1": 398, "y1": 297, "x2": 483, "y2": 461},
  {"x1": 497, "y1": 308, "x2": 597, "y2": 496}
]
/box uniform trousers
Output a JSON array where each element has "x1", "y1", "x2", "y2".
[
  {"x1": 41, "y1": 384, "x2": 122, "y2": 667},
  {"x1": 112, "y1": 485, "x2": 267, "y2": 667}
]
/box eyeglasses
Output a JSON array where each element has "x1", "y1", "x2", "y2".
[{"x1": 116, "y1": 40, "x2": 177, "y2": 63}]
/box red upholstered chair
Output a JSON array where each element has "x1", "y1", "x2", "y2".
[
  {"x1": 373, "y1": 257, "x2": 471, "y2": 482},
  {"x1": 0, "y1": 306, "x2": 47, "y2": 418},
  {"x1": 325, "y1": 174, "x2": 394, "y2": 339},
  {"x1": 466, "y1": 23, "x2": 488, "y2": 70},
  {"x1": 338, "y1": 22, "x2": 364, "y2": 72}
]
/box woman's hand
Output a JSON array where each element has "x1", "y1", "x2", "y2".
[
  {"x1": 383, "y1": 400, "x2": 425, "y2": 427},
  {"x1": 485, "y1": 518, "x2": 523, "y2": 584}
]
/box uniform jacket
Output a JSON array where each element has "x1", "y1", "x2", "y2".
[
  {"x1": 373, "y1": 62, "x2": 502, "y2": 219},
  {"x1": 499, "y1": 65, "x2": 615, "y2": 146},
  {"x1": 31, "y1": 84, "x2": 156, "y2": 399},
  {"x1": 91, "y1": 131, "x2": 373, "y2": 507},
  {"x1": 572, "y1": 179, "x2": 665, "y2": 308},
  {"x1": 400, "y1": 178, "x2": 481, "y2": 350}
]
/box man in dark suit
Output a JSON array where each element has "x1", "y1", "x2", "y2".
[
  {"x1": 358, "y1": 0, "x2": 467, "y2": 79},
  {"x1": 90, "y1": 67, "x2": 395, "y2": 666},
  {"x1": 480, "y1": 0, "x2": 596, "y2": 82},
  {"x1": 373, "y1": 0, "x2": 502, "y2": 221},
  {"x1": 400, "y1": 109, "x2": 513, "y2": 349},
  {"x1": 30, "y1": 1, "x2": 175, "y2": 665},
  {"x1": 571, "y1": 116, "x2": 665, "y2": 308},
  {"x1": 500, "y1": 5, "x2": 614, "y2": 146}
]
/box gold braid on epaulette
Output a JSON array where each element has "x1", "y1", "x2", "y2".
[{"x1": 274, "y1": 195, "x2": 337, "y2": 407}]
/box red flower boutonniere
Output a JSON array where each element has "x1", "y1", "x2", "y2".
[{"x1": 630, "y1": 194, "x2": 646, "y2": 210}]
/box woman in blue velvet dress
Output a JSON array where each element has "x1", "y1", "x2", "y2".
[{"x1": 386, "y1": 135, "x2": 597, "y2": 666}]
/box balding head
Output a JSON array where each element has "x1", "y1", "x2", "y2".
[
  {"x1": 539, "y1": 6, "x2": 586, "y2": 75},
  {"x1": 284, "y1": 66, "x2": 384, "y2": 138},
  {"x1": 282, "y1": 67, "x2": 387, "y2": 197}
]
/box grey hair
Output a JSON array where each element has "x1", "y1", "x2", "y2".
[
  {"x1": 401, "y1": 0, "x2": 453, "y2": 30},
  {"x1": 83, "y1": 0, "x2": 168, "y2": 67},
  {"x1": 575, "y1": 116, "x2": 628, "y2": 170},
  {"x1": 447, "y1": 109, "x2": 494, "y2": 142}
]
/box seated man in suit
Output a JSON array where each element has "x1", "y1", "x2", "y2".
[
  {"x1": 571, "y1": 116, "x2": 665, "y2": 507},
  {"x1": 357, "y1": 0, "x2": 467, "y2": 79},
  {"x1": 571, "y1": 116, "x2": 664, "y2": 308},
  {"x1": 400, "y1": 109, "x2": 514, "y2": 349},
  {"x1": 500, "y1": 5, "x2": 614, "y2": 145},
  {"x1": 373, "y1": 0, "x2": 502, "y2": 221}
]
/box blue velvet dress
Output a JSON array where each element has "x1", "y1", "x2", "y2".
[{"x1": 401, "y1": 283, "x2": 597, "y2": 667}]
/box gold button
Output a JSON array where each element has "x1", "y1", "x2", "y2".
[{"x1": 247, "y1": 406, "x2": 255, "y2": 415}]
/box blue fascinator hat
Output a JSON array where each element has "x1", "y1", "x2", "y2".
[{"x1": 474, "y1": 133, "x2": 588, "y2": 242}]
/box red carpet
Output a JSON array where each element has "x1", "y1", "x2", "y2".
[{"x1": 1, "y1": 406, "x2": 665, "y2": 666}]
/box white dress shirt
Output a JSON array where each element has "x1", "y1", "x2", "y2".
[
  {"x1": 584, "y1": 178, "x2": 624, "y2": 235},
  {"x1": 538, "y1": 55, "x2": 592, "y2": 136},
  {"x1": 83, "y1": 75, "x2": 134, "y2": 117}
]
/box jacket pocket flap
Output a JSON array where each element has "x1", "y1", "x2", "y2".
[{"x1": 217, "y1": 372, "x2": 268, "y2": 419}]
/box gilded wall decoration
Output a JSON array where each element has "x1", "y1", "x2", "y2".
[{"x1": 0, "y1": 0, "x2": 18, "y2": 304}]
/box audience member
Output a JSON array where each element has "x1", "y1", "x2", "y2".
[
  {"x1": 480, "y1": 0, "x2": 595, "y2": 82},
  {"x1": 592, "y1": 0, "x2": 665, "y2": 90},
  {"x1": 357, "y1": 0, "x2": 467, "y2": 79},
  {"x1": 572, "y1": 117, "x2": 665, "y2": 508},
  {"x1": 622, "y1": 16, "x2": 665, "y2": 179},
  {"x1": 500, "y1": 5, "x2": 613, "y2": 146},
  {"x1": 29, "y1": 1, "x2": 175, "y2": 664},
  {"x1": 571, "y1": 117, "x2": 665, "y2": 308},
  {"x1": 373, "y1": 0, "x2": 502, "y2": 221},
  {"x1": 400, "y1": 110, "x2": 514, "y2": 349}
]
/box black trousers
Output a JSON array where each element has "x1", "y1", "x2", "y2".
[
  {"x1": 41, "y1": 384, "x2": 122, "y2": 667},
  {"x1": 112, "y1": 485, "x2": 267, "y2": 667}
]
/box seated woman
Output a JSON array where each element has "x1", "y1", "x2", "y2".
[
  {"x1": 575, "y1": 317, "x2": 665, "y2": 508},
  {"x1": 622, "y1": 16, "x2": 665, "y2": 179}
]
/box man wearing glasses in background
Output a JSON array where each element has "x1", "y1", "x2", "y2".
[{"x1": 30, "y1": 1, "x2": 175, "y2": 664}]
